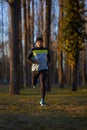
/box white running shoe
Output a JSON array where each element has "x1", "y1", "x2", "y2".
[{"x1": 40, "y1": 101, "x2": 46, "y2": 106}]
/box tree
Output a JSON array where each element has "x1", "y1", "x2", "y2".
[
  {"x1": 79, "y1": 0, "x2": 87, "y2": 86},
  {"x1": 23, "y1": 0, "x2": 30, "y2": 87},
  {"x1": 1, "y1": 0, "x2": 5, "y2": 84},
  {"x1": 45, "y1": 0, "x2": 52, "y2": 91},
  {"x1": 27, "y1": 0, "x2": 32, "y2": 84},
  {"x1": 58, "y1": 0, "x2": 64, "y2": 88},
  {"x1": 31, "y1": 0, "x2": 34, "y2": 44},
  {"x1": 62, "y1": 0, "x2": 85, "y2": 91},
  {"x1": 9, "y1": 0, "x2": 21, "y2": 95},
  {"x1": 19, "y1": 0, "x2": 24, "y2": 88}
]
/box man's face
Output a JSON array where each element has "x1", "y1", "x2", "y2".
[{"x1": 36, "y1": 40, "x2": 43, "y2": 47}]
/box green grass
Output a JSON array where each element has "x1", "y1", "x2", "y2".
[{"x1": 0, "y1": 86, "x2": 87, "y2": 130}]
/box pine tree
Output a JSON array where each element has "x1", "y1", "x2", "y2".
[{"x1": 62, "y1": 0, "x2": 86, "y2": 90}]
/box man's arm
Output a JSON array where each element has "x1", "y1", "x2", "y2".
[{"x1": 27, "y1": 49, "x2": 38, "y2": 64}]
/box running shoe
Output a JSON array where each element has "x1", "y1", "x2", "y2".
[{"x1": 40, "y1": 100, "x2": 46, "y2": 106}]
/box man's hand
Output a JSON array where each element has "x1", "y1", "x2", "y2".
[
  {"x1": 34, "y1": 60, "x2": 39, "y2": 64},
  {"x1": 31, "y1": 60, "x2": 39, "y2": 64}
]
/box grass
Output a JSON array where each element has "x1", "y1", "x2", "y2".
[{"x1": 0, "y1": 86, "x2": 87, "y2": 130}]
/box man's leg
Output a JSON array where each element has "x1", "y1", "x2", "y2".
[
  {"x1": 32, "y1": 71, "x2": 39, "y2": 88},
  {"x1": 39, "y1": 70, "x2": 47, "y2": 105}
]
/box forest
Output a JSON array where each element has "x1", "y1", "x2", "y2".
[{"x1": 0, "y1": 0, "x2": 87, "y2": 95}]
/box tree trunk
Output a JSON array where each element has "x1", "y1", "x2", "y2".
[
  {"x1": 23, "y1": 0, "x2": 29, "y2": 87},
  {"x1": 40, "y1": 0, "x2": 44, "y2": 35},
  {"x1": 31, "y1": 0, "x2": 34, "y2": 45},
  {"x1": 9, "y1": 0, "x2": 20, "y2": 95},
  {"x1": 81, "y1": 48, "x2": 86, "y2": 86},
  {"x1": 45, "y1": 0, "x2": 52, "y2": 91},
  {"x1": 19, "y1": 0, "x2": 24, "y2": 88},
  {"x1": 1, "y1": 0, "x2": 5, "y2": 85},
  {"x1": 27, "y1": 0, "x2": 31, "y2": 85},
  {"x1": 58, "y1": 0, "x2": 64, "y2": 88},
  {"x1": 65, "y1": 63, "x2": 71, "y2": 86},
  {"x1": 72, "y1": 64, "x2": 77, "y2": 91}
]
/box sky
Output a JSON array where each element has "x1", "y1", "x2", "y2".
[{"x1": 0, "y1": 1, "x2": 9, "y2": 43}]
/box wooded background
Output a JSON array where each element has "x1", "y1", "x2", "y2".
[{"x1": 0, "y1": 0, "x2": 87, "y2": 95}]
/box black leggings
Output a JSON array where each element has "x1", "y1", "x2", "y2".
[{"x1": 32, "y1": 70, "x2": 48, "y2": 99}]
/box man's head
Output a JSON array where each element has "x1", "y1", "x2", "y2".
[{"x1": 36, "y1": 37, "x2": 43, "y2": 47}]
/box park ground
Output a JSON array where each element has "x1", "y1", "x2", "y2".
[{"x1": 0, "y1": 86, "x2": 87, "y2": 130}]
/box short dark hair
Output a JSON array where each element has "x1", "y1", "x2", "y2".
[{"x1": 36, "y1": 37, "x2": 43, "y2": 43}]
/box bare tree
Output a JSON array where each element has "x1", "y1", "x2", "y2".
[
  {"x1": 27, "y1": 0, "x2": 32, "y2": 85},
  {"x1": 45, "y1": 0, "x2": 52, "y2": 91},
  {"x1": 19, "y1": 0, "x2": 24, "y2": 88},
  {"x1": 58, "y1": 0, "x2": 64, "y2": 88},
  {"x1": 23, "y1": 0, "x2": 30, "y2": 87},
  {"x1": 1, "y1": 1, "x2": 5, "y2": 84},
  {"x1": 31, "y1": 0, "x2": 34, "y2": 45},
  {"x1": 9, "y1": 0, "x2": 21, "y2": 95}
]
